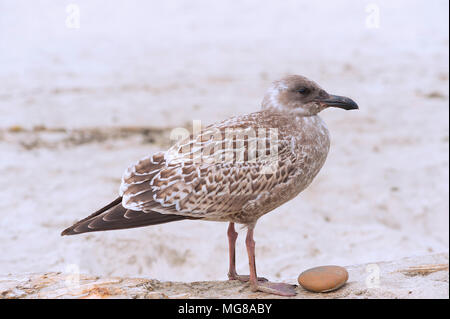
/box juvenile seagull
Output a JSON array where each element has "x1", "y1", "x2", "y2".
[{"x1": 62, "y1": 75, "x2": 358, "y2": 296}]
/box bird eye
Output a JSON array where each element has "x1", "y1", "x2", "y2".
[{"x1": 296, "y1": 87, "x2": 310, "y2": 95}]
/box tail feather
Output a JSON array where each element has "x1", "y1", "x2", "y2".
[{"x1": 61, "y1": 197, "x2": 197, "y2": 236}]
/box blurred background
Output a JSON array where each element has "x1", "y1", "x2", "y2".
[{"x1": 0, "y1": 0, "x2": 448, "y2": 285}]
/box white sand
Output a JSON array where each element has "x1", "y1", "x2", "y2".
[{"x1": 0, "y1": 0, "x2": 448, "y2": 297}]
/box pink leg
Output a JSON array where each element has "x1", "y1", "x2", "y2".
[
  {"x1": 245, "y1": 225, "x2": 297, "y2": 296},
  {"x1": 227, "y1": 222, "x2": 239, "y2": 279},
  {"x1": 227, "y1": 223, "x2": 267, "y2": 282}
]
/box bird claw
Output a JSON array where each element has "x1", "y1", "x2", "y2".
[
  {"x1": 228, "y1": 274, "x2": 268, "y2": 283},
  {"x1": 251, "y1": 281, "x2": 297, "y2": 297}
]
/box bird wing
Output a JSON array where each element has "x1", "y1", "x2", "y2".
[
  {"x1": 61, "y1": 198, "x2": 195, "y2": 235},
  {"x1": 120, "y1": 112, "x2": 298, "y2": 219}
]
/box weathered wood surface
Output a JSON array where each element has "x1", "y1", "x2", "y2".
[{"x1": 1, "y1": 253, "x2": 447, "y2": 299}]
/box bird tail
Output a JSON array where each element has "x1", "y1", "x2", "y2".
[{"x1": 61, "y1": 197, "x2": 196, "y2": 236}]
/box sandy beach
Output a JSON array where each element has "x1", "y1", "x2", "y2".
[{"x1": 0, "y1": 0, "x2": 448, "y2": 298}]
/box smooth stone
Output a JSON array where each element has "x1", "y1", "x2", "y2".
[{"x1": 298, "y1": 265, "x2": 348, "y2": 293}]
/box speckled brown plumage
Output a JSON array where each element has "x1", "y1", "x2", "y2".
[
  {"x1": 62, "y1": 75, "x2": 358, "y2": 296},
  {"x1": 119, "y1": 111, "x2": 330, "y2": 225}
]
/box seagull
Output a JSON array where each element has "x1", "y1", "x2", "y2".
[{"x1": 62, "y1": 75, "x2": 358, "y2": 296}]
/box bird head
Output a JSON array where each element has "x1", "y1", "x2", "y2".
[{"x1": 262, "y1": 75, "x2": 359, "y2": 116}]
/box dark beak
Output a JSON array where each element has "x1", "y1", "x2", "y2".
[{"x1": 318, "y1": 94, "x2": 359, "y2": 110}]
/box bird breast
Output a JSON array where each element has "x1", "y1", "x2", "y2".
[
  {"x1": 234, "y1": 113, "x2": 331, "y2": 222},
  {"x1": 288, "y1": 115, "x2": 330, "y2": 189}
]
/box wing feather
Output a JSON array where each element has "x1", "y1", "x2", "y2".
[
  {"x1": 61, "y1": 198, "x2": 198, "y2": 235},
  {"x1": 119, "y1": 112, "x2": 298, "y2": 220}
]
